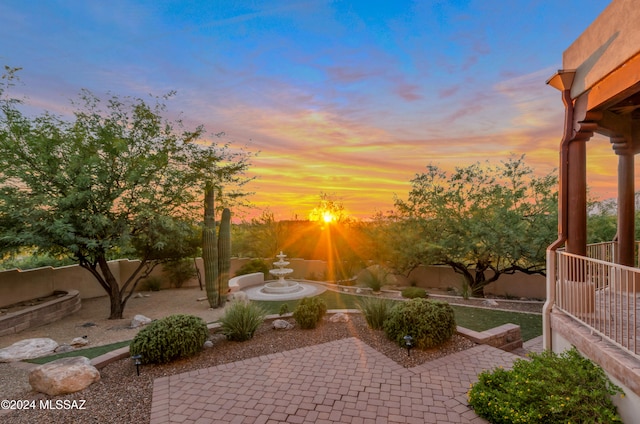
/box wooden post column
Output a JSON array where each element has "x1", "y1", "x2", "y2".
[
  {"x1": 566, "y1": 139, "x2": 588, "y2": 257},
  {"x1": 616, "y1": 146, "x2": 635, "y2": 266}
]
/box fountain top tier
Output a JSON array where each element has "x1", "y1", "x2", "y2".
[{"x1": 273, "y1": 251, "x2": 289, "y2": 267}]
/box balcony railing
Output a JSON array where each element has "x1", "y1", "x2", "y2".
[{"x1": 552, "y1": 243, "x2": 639, "y2": 357}]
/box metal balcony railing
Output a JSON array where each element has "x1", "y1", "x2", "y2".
[{"x1": 552, "y1": 244, "x2": 639, "y2": 357}]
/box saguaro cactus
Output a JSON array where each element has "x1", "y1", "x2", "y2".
[
  {"x1": 202, "y1": 181, "x2": 219, "y2": 308},
  {"x1": 217, "y1": 207, "x2": 231, "y2": 303}
]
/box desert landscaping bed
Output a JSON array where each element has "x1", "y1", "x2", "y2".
[{"x1": 1, "y1": 313, "x2": 476, "y2": 424}]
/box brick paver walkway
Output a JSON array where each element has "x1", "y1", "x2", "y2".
[{"x1": 150, "y1": 338, "x2": 523, "y2": 423}]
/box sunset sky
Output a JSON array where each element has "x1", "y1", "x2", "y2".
[{"x1": 1, "y1": 1, "x2": 615, "y2": 221}]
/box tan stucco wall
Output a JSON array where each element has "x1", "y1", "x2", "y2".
[
  {"x1": 564, "y1": 0, "x2": 640, "y2": 98},
  {"x1": 1, "y1": 260, "x2": 546, "y2": 307},
  {"x1": 398, "y1": 265, "x2": 546, "y2": 299}
]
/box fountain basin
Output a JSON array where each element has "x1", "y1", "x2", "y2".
[{"x1": 262, "y1": 280, "x2": 303, "y2": 294}]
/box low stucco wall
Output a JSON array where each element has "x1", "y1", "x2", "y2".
[
  {"x1": 0, "y1": 289, "x2": 81, "y2": 336},
  {"x1": 398, "y1": 265, "x2": 545, "y2": 300}
]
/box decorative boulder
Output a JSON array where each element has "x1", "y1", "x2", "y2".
[
  {"x1": 0, "y1": 338, "x2": 58, "y2": 362},
  {"x1": 329, "y1": 313, "x2": 349, "y2": 323},
  {"x1": 131, "y1": 314, "x2": 152, "y2": 328},
  {"x1": 54, "y1": 344, "x2": 75, "y2": 354},
  {"x1": 203, "y1": 340, "x2": 214, "y2": 349},
  {"x1": 29, "y1": 356, "x2": 100, "y2": 396},
  {"x1": 227, "y1": 291, "x2": 249, "y2": 304},
  {"x1": 70, "y1": 336, "x2": 89, "y2": 348},
  {"x1": 482, "y1": 299, "x2": 499, "y2": 307},
  {"x1": 272, "y1": 319, "x2": 294, "y2": 330}
]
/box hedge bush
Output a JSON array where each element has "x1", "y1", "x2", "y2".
[
  {"x1": 219, "y1": 301, "x2": 266, "y2": 341},
  {"x1": 293, "y1": 297, "x2": 327, "y2": 329},
  {"x1": 234, "y1": 259, "x2": 270, "y2": 279},
  {"x1": 383, "y1": 298, "x2": 456, "y2": 349},
  {"x1": 468, "y1": 347, "x2": 624, "y2": 423},
  {"x1": 130, "y1": 314, "x2": 209, "y2": 364},
  {"x1": 401, "y1": 287, "x2": 428, "y2": 299}
]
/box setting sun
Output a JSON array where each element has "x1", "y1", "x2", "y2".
[{"x1": 322, "y1": 211, "x2": 335, "y2": 223}]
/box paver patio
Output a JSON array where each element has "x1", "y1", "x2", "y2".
[{"x1": 150, "y1": 337, "x2": 527, "y2": 423}]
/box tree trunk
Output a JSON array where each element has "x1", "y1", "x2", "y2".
[
  {"x1": 97, "y1": 256, "x2": 125, "y2": 319},
  {"x1": 472, "y1": 270, "x2": 486, "y2": 298}
]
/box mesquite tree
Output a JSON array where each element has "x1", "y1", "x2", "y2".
[
  {"x1": 0, "y1": 67, "x2": 252, "y2": 318},
  {"x1": 394, "y1": 156, "x2": 557, "y2": 297}
]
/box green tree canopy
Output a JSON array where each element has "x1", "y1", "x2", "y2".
[
  {"x1": 0, "y1": 68, "x2": 252, "y2": 318},
  {"x1": 394, "y1": 156, "x2": 557, "y2": 296}
]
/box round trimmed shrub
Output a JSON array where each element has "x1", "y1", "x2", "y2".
[
  {"x1": 293, "y1": 297, "x2": 327, "y2": 329},
  {"x1": 401, "y1": 287, "x2": 428, "y2": 299},
  {"x1": 130, "y1": 314, "x2": 209, "y2": 364},
  {"x1": 383, "y1": 298, "x2": 456, "y2": 349}
]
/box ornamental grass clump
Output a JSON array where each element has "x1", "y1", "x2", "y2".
[
  {"x1": 130, "y1": 314, "x2": 209, "y2": 364},
  {"x1": 293, "y1": 296, "x2": 327, "y2": 329},
  {"x1": 468, "y1": 347, "x2": 624, "y2": 423},
  {"x1": 383, "y1": 298, "x2": 456, "y2": 349},
  {"x1": 356, "y1": 296, "x2": 393, "y2": 330},
  {"x1": 219, "y1": 301, "x2": 266, "y2": 341}
]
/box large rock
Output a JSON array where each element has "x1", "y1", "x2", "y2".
[
  {"x1": 329, "y1": 313, "x2": 349, "y2": 323},
  {"x1": 131, "y1": 314, "x2": 152, "y2": 328},
  {"x1": 272, "y1": 319, "x2": 294, "y2": 330},
  {"x1": 0, "y1": 338, "x2": 58, "y2": 362},
  {"x1": 70, "y1": 336, "x2": 89, "y2": 347},
  {"x1": 29, "y1": 356, "x2": 100, "y2": 396}
]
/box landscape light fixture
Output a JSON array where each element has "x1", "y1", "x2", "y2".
[
  {"x1": 131, "y1": 354, "x2": 142, "y2": 376},
  {"x1": 403, "y1": 335, "x2": 414, "y2": 357}
]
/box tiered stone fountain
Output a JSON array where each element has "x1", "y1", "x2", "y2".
[
  {"x1": 242, "y1": 251, "x2": 327, "y2": 301},
  {"x1": 262, "y1": 252, "x2": 303, "y2": 294}
]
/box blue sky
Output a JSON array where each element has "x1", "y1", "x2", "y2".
[{"x1": 0, "y1": 1, "x2": 613, "y2": 220}]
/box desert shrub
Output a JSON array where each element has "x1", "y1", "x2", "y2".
[
  {"x1": 401, "y1": 287, "x2": 428, "y2": 299},
  {"x1": 235, "y1": 259, "x2": 270, "y2": 279},
  {"x1": 357, "y1": 267, "x2": 389, "y2": 292},
  {"x1": 383, "y1": 298, "x2": 456, "y2": 349},
  {"x1": 356, "y1": 297, "x2": 393, "y2": 330},
  {"x1": 0, "y1": 253, "x2": 75, "y2": 271},
  {"x1": 293, "y1": 297, "x2": 327, "y2": 329},
  {"x1": 219, "y1": 301, "x2": 266, "y2": 341},
  {"x1": 130, "y1": 314, "x2": 209, "y2": 364},
  {"x1": 279, "y1": 303, "x2": 290, "y2": 316},
  {"x1": 141, "y1": 276, "x2": 162, "y2": 291},
  {"x1": 163, "y1": 259, "x2": 196, "y2": 288},
  {"x1": 468, "y1": 347, "x2": 624, "y2": 423}
]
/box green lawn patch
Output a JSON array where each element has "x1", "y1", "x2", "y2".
[
  {"x1": 450, "y1": 304, "x2": 542, "y2": 341},
  {"x1": 252, "y1": 289, "x2": 361, "y2": 313},
  {"x1": 254, "y1": 291, "x2": 543, "y2": 342},
  {"x1": 26, "y1": 340, "x2": 131, "y2": 364}
]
